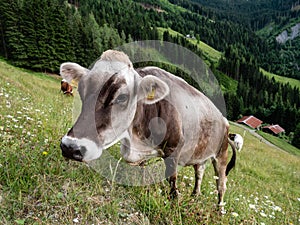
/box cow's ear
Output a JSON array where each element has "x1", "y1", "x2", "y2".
[
  {"x1": 138, "y1": 75, "x2": 170, "y2": 104},
  {"x1": 60, "y1": 62, "x2": 89, "y2": 83}
]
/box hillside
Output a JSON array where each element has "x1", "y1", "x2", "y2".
[
  {"x1": 0, "y1": 58, "x2": 300, "y2": 224},
  {"x1": 0, "y1": 0, "x2": 300, "y2": 146},
  {"x1": 257, "y1": 16, "x2": 300, "y2": 79}
]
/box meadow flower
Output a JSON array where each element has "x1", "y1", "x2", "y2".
[
  {"x1": 272, "y1": 205, "x2": 282, "y2": 212},
  {"x1": 231, "y1": 212, "x2": 239, "y2": 217},
  {"x1": 213, "y1": 176, "x2": 219, "y2": 180},
  {"x1": 42, "y1": 151, "x2": 48, "y2": 155},
  {"x1": 249, "y1": 204, "x2": 256, "y2": 210},
  {"x1": 260, "y1": 211, "x2": 267, "y2": 217}
]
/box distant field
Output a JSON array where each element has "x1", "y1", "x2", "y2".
[
  {"x1": 261, "y1": 68, "x2": 300, "y2": 89},
  {"x1": 157, "y1": 27, "x2": 222, "y2": 63},
  {"x1": 0, "y1": 60, "x2": 299, "y2": 224}
]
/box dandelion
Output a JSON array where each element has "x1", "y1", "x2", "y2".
[{"x1": 42, "y1": 151, "x2": 48, "y2": 156}]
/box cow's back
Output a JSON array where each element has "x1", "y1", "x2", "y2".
[{"x1": 136, "y1": 67, "x2": 227, "y2": 166}]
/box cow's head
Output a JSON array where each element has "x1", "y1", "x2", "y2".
[{"x1": 60, "y1": 50, "x2": 169, "y2": 162}]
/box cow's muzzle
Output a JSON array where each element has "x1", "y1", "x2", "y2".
[{"x1": 60, "y1": 141, "x2": 84, "y2": 162}]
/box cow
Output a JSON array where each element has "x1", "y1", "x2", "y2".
[
  {"x1": 61, "y1": 79, "x2": 73, "y2": 96},
  {"x1": 229, "y1": 133, "x2": 244, "y2": 152},
  {"x1": 59, "y1": 50, "x2": 236, "y2": 208}
]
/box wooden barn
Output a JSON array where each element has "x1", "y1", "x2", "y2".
[
  {"x1": 236, "y1": 115, "x2": 263, "y2": 129},
  {"x1": 262, "y1": 124, "x2": 285, "y2": 136}
]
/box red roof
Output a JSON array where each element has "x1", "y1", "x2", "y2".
[
  {"x1": 262, "y1": 124, "x2": 285, "y2": 135},
  {"x1": 236, "y1": 115, "x2": 263, "y2": 129}
]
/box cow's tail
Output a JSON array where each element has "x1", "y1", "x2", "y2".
[{"x1": 225, "y1": 138, "x2": 236, "y2": 176}]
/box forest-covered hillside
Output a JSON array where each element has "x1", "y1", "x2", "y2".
[{"x1": 0, "y1": 0, "x2": 299, "y2": 148}]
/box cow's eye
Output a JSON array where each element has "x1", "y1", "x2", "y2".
[{"x1": 115, "y1": 94, "x2": 128, "y2": 104}]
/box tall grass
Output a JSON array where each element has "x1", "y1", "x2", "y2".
[{"x1": 0, "y1": 60, "x2": 299, "y2": 224}]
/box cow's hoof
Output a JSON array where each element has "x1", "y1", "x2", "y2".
[
  {"x1": 191, "y1": 190, "x2": 200, "y2": 196},
  {"x1": 168, "y1": 189, "x2": 179, "y2": 200}
]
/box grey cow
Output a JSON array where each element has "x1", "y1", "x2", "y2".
[{"x1": 60, "y1": 50, "x2": 236, "y2": 208}]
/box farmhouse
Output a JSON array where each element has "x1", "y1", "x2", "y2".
[
  {"x1": 262, "y1": 124, "x2": 285, "y2": 136},
  {"x1": 237, "y1": 115, "x2": 263, "y2": 129}
]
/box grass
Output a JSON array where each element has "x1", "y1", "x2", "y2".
[
  {"x1": 257, "y1": 130, "x2": 300, "y2": 157},
  {"x1": 0, "y1": 60, "x2": 300, "y2": 224},
  {"x1": 260, "y1": 68, "x2": 300, "y2": 90},
  {"x1": 157, "y1": 27, "x2": 222, "y2": 64}
]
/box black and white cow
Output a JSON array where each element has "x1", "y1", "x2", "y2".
[{"x1": 60, "y1": 50, "x2": 236, "y2": 207}]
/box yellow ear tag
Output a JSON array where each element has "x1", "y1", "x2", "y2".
[{"x1": 147, "y1": 87, "x2": 156, "y2": 100}]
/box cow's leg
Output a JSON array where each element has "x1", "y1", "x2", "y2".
[
  {"x1": 212, "y1": 158, "x2": 226, "y2": 206},
  {"x1": 192, "y1": 163, "x2": 206, "y2": 195},
  {"x1": 164, "y1": 156, "x2": 179, "y2": 198}
]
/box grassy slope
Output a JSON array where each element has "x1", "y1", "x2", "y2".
[
  {"x1": 157, "y1": 27, "x2": 222, "y2": 64},
  {"x1": 0, "y1": 60, "x2": 300, "y2": 224},
  {"x1": 156, "y1": 27, "x2": 238, "y2": 93},
  {"x1": 260, "y1": 68, "x2": 300, "y2": 89}
]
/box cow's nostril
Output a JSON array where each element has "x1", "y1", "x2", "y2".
[
  {"x1": 60, "y1": 141, "x2": 83, "y2": 162},
  {"x1": 73, "y1": 150, "x2": 83, "y2": 161}
]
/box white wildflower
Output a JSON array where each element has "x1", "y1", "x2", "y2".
[
  {"x1": 231, "y1": 212, "x2": 239, "y2": 217},
  {"x1": 260, "y1": 212, "x2": 267, "y2": 217},
  {"x1": 273, "y1": 206, "x2": 282, "y2": 212},
  {"x1": 73, "y1": 218, "x2": 79, "y2": 223},
  {"x1": 213, "y1": 176, "x2": 219, "y2": 180},
  {"x1": 249, "y1": 204, "x2": 256, "y2": 210}
]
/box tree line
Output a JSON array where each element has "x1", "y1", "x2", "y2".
[
  {"x1": 0, "y1": 0, "x2": 126, "y2": 71},
  {"x1": 0, "y1": 0, "x2": 299, "y2": 148}
]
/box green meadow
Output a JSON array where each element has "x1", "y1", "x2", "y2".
[{"x1": 0, "y1": 60, "x2": 299, "y2": 224}]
